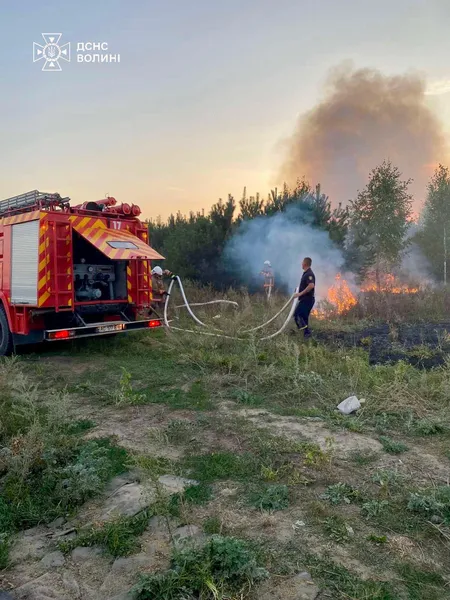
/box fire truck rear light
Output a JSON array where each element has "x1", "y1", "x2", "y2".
[
  {"x1": 49, "y1": 330, "x2": 75, "y2": 340},
  {"x1": 131, "y1": 204, "x2": 141, "y2": 216},
  {"x1": 122, "y1": 203, "x2": 131, "y2": 215},
  {"x1": 148, "y1": 320, "x2": 162, "y2": 328}
]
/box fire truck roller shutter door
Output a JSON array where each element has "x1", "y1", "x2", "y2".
[
  {"x1": 11, "y1": 220, "x2": 40, "y2": 305},
  {"x1": 71, "y1": 223, "x2": 165, "y2": 260}
]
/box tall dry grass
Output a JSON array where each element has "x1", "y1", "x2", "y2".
[{"x1": 162, "y1": 283, "x2": 450, "y2": 429}]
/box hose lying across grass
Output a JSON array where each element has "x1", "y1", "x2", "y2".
[
  {"x1": 163, "y1": 276, "x2": 298, "y2": 341},
  {"x1": 175, "y1": 300, "x2": 239, "y2": 309}
]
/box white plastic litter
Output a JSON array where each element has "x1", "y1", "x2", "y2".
[{"x1": 337, "y1": 395, "x2": 361, "y2": 415}]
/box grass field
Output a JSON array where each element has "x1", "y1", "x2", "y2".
[{"x1": 1, "y1": 285, "x2": 450, "y2": 599}]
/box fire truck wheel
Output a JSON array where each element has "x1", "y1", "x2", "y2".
[{"x1": 0, "y1": 307, "x2": 13, "y2": 356}]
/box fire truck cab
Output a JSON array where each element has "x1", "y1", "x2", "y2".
[{"x1": 0, "y1": 190, "x2": 165, "y2": 355}]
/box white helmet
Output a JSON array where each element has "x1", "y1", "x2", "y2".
[
  {"x1": 151, "y1": 266, "x2": 163, "y2": 276},
  {"x1": 264, "y1": 260, "x2": 272, "y2": 267}
]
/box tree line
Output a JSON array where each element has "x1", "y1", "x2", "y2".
[{"x1": 147, "y1": 161, "x2": 450, "y2": 289}]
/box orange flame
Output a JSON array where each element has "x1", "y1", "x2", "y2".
[
  {"x1": 327, "y1": 273, "x2": 358, "y2": 313},
  {"x1": 361, "y1": 273, "x2": 419, "y2": 294},
  {"x1": 312, "y1": 273, "x2": 358, "y2": 319},
  {"x1": 312, "y1": 272, "x2": 419, "y2": 320}
]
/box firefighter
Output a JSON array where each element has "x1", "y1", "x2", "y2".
[
  {"x1": 260, "y1": 260, "x2": 274, "y2": 299},
  {"x1": 150, "y1": 266, "x2": 173, "y2": 313},
  {"x1": 293, "y1": 257, "x2": 315, "y2": 338}
]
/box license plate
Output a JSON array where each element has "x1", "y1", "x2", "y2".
[{"x1": 96, "y1": 323, "x2": 124, "y2": 333}]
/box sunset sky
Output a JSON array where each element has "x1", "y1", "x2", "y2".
[{"x1": 1, "y1": 0, "x2": 450, "y2": 220}]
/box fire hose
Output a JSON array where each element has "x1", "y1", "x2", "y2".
[
  {"x1": 163, "y1": 276, "x2": 298, "y2": 341},
  {"x1": 175, "y1": 300, "x2": 239, "y2": 309}
]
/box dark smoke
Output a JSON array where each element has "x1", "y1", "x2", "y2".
[{"x1": 280, "y1": 64, "x2": 448, "y2": 209}]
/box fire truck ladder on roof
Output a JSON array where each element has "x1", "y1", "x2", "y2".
[{"x1": 0, "y1": 190, "x2": 70, "y2": 216}]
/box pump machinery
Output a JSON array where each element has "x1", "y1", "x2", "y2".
[{"x1": 0, "y1": 190, "x2": 165, "y2": 355}]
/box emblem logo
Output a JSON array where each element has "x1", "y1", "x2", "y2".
[{"x1": 33, "y1": 33, "x2": 71, "y2": 71}]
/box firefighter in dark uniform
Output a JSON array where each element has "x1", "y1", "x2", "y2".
[{"x1": 293, "y1": 257, "x2": 315, "y2": 338}]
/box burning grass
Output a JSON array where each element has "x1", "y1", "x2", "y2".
[
  {"x1": 313, "y1": 271, "x2": 423, "y2": 321},
  {"x1": 361, "y1": 273, "x2": 420, "y2": 294},
  {"x1": 312, "y1": 273, "x2": 358, "y2": 319}
]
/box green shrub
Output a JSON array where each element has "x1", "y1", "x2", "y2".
[
  {"x1": 361, "y1": 500, "x2": 390, "y2": 520},
  {"x1": 323, "y1": 516, "x2": 352, "y2": 544},
  {"x1": 234, "y1": 389, "x2": 264, "y2": 407},
  {"x1": 133, "y1": 535, "x2": 268, "y2": 599},
  {"x1": 321, "y1": 482, "x2": 361, "y2": 505},
  {"x1": 407, "y1": 487, "x2": 450, "y2": 524},
  {"x1": 248, "y1": 484, "x2": 289, "y2": 512},
  {"x1": 1, "y1": 437, "x2": 128, "y2": 531},
  {"x1": 413, "y1": 419, "x2": 448, "y2": 436},
  {"x1": 379, "y1": 436, "x2": 409, "y2": 454}
]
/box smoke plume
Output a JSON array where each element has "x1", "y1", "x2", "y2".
[
  {"x1": 398, "y1": 223, "x2": 434, "y2": 286},
  {"x1": 280, "y1": 64, "x2": 448, "y2": 209},
  {"x1": 224, "y1": 204, "x2": 350, "y2": 299}
]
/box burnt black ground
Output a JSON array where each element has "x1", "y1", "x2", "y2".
[{"x1": 314, "y1": 321, "x2": 450, "y2": 368}]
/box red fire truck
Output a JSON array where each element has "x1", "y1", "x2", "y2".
[{"x1": 0, "y1": 190, "x2": 165, "y2": 355}]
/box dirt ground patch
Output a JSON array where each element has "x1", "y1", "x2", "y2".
[{"x1": 233, "y1": 407, "x2": 383, "y2": 454}]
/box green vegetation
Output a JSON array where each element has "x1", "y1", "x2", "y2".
[
  {"x1": 0, "y1": 357, "x2": 130, "y2": 568},
  {"x1": 60, "y1": 509, "x2": 153, "y2": 557},
  {"x1": 322, "y1": 515, "x2": 353, "y2": 544},
  {"x1": 247, "y1": 484, "x2": 289, "y2": 512},
  {"x1": 415, "y1": 163, "x2": 450, "y2": 283},
  {"x1": 182, "y1": 452, "x2": 260, "y2": 483},
  {"x1": 397, "y1": 563, "x2": 447, "y2": 600},
  {"x1": 348, "y1": 160, "x2": 413, "y2": 284},
  {"x1": 203, "y1": 516, "x2": 222, "y2": 535},
  {"x1": 0, "y1": 533, "x2": 10, "y2": 569},
  {"x1": 132, "y1": 536, "x2": 268, "y2": 600},
  {"x1": 305, "y1": 554, "x2": 396, "y2": 599},
  {"x1": 0, "y1": 435, "x2": 129, "y2": 534},
  {"x1": 321, "y1": 482, "x2": 361, "y2": 505},
  {"x1": 169, "y1": 483, "x2": 213, "y2": 517},
  {"x1": 361, "y1": 500, "x2": 390, "y2": 520},
  {"x1": 378, "y1": 436, "x2": 409, "y2": 454},
  {"x1": 367, "y1": 534, "x2": 387, "y2": 544},
  {"x1": 407, "y1": 487, "x2": 450, "y2": 525}
]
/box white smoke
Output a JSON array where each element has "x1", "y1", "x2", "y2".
[
  {"x1": 224, "y1": 205, "x2": 350, "y2": 300},
  {"x1": 399, "y1": 223, "x2": 435, "y2": 287}
]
